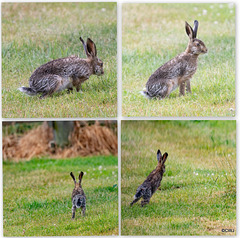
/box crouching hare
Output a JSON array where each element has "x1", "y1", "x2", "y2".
[
  {"x1": 141, "y1": 20, "x2": 207, "y2": 99},
  {"x1": 19, "y1": 37, "x2": 104, "y2": 99},
  {"x1": 70, "y1": 171, "x2": 86, "y2": 219},
  {"x1": 130, "y1": 149, "x2": 168, "y2": 207}
]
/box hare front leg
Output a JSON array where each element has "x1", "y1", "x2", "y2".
[
  {"x1": 67, "y1": 87, "x2": 73, "y2": 94},
  {"x1": 186, "y1": 79, "x2": 191, "y2": 94},
  {"x1": 141, "y1": 189, "x2": 151, "y2": 207},
  {"x1": 72, "y1": 205, "x2": 76, "y2": 219},
  {"x1": 179, "y1": 82, "x2": 186, "y2": 96},
  {"x1": 76, "y1": 84, "x2": 82, "y2": 93}
]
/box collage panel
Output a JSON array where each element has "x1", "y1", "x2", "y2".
[
  {"x1": 121, "y1": 120, "x2": 236, "y2": 235},
  {"x1": 3, "y1": 121, "x2": 118, "y2": 236},
  {"x1": 122, "y1": 3, "x2": 235, "y2": 117},
  {"x1": 2, "y1": 2, "x2": 117, "y2": 118}
]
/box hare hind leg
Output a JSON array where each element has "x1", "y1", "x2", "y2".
[
  {"x1": 81, "y1": 206, "x2": 86, "y2": 216},
  {"x1": 39, "y1": 91, "x2": 50, "y2": 99},
  {"x1": 150, "y1": 83, "x2": 170, "y2": 99},
  {"x1": 141, "y1": 198, "x2": 150, "y2": 207},
  {"x1": 130, "y1": 197, "x2": 141, "y2": 206},
  {"x1": 37, "y1": 75, "x2": 63, "y2": 99},
  {"x1": 159, "y1": 81, "x2": 177, "y2": 99},
  {"x1": 141, "y1": 190, "x2": 151, "y2": 206},
  {"x1": 72, "y1": 205, "x2": 77, "y2": 219}
]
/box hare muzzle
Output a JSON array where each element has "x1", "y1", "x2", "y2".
[
  {"x1": 95, "y1": 67, "x2": 104, "y2": 76},
  {"x1": 202, "y1": 47, "x2": 208, "y2": 54}
]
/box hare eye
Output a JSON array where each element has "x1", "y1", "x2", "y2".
[
  {"x1": 100, "y1": 62, "x2": 103, "y2": 67},
  {"x1": 196, "y1": 43, "x2": 200, "y2": 46}
]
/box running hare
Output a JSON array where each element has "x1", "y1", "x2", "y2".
[
  {"x1": 141, "y1": 20, "x2": 207, "y2": 99},
  {"x1": 70, "y1": 171, "x2": 86, "y2": 219},
  {"x1": 19, "y1": 37, "x2": 104, "y2": 99},
  {"x1": 130, "y1": 149, "x2": 168, "y2": 207}
]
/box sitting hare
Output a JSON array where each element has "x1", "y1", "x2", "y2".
[
  {"x1": 141, "y1": 20, "x2": 207, "y2": 99},
  {"x1": 19, "y1": 37, "x2": 104, "y2": 99},
  {"x1": 130, "y1": 149, "x2": 168, "y2": 207},
  {"x1": 70, "y1": 171, "x2": 86, "y2": 219}
]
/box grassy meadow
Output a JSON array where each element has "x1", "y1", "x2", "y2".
[
  {"x1": 122, "y1": 3, "x2": 235, "y2": 117},
  {"x1": 2, "y1": 3, "x2": 117, "y2": 118},
  {"x1": 121, "y1": 121, "x2": 236, "y2": 235},
  {"x1": 3, "y1": 156, "x2": 118, "y2": 236}
]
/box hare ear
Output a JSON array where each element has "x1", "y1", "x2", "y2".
[
  {"x1": 162, "y1": 152, "x2": 168, "y2": 164},
  {"x1": 80, "y1": 37, "x2": 91, "y2": 58},
  {"x1": 157, "y1": 149, "x2": 162, "y2": 162},
  {"x1": 79, "y1": 171, "x2": 84, "y2": 184},
  {"x1": 193, "y1": 20, "x2": 199, "y2": 38},
  {"x1": 70, "y1": 172, "x2": 76, "y2": 184},
  {"x1": 87, "y1": 38, "x2": 97, "y2": 57},
  {"x1": 185, "y1": 21, "x2": 194, "y2": 40}
]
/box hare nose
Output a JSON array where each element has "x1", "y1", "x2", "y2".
[{"x1": 202, "y1": 47, "x2": 208, "y2": 53}]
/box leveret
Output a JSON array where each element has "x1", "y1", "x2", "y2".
[
  {"x1": 19, "y1": 37, "x2": 104, "y2": 99},
  {"x1": 70, "y1": 171, "x2": 86, "y2": 219},
  {"x1": 130, "y1": 149, "x2": 168, "y2": 207},
  {"x1": 141, "y1": 20, "x2": 207, "y2": 99}
]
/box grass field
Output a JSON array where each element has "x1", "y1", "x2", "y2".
[
  {"x1": 2, "y1": 3, "x2": 117, "y2": 118},
  {"x1": 121, "y1": 121, "x2": 236, "y2": 235},
  {"x1": 122, "y1": 3, "x2": 235, "y2": 117},
  {"x1": 3, "y1": 156, "x2": 118, "y2": 236}
]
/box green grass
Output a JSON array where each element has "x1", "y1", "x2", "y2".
[
  {"x1": 2, "y1": 3, "x2": 117, "y2": 118},
  {"x1": 121, "y1": 121, "x2": 236, "y2": 235},
  {"x1": 122, "y1": 3, "x2": 235, "y2": 117},
  {"x1": 3, "y1": 156, "x2": 118, "y2": 236}
]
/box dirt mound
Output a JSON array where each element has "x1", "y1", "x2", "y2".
[{"x1": 3, "y1": 121, "x2": 118, "y2": 161}]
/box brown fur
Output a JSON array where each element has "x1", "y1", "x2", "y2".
[
  {"x1": 19, "y1": 37, "x2": 104, "y2": 99},
  {"x1": 130, "y1": 149, "x2": 168, "y2": 207},
  {"x1": 70, "y1": 171, "x2": 86, "y2": 219},
  {"x1": 142, "y1": 20, "x2": 207, "y2": 99}
]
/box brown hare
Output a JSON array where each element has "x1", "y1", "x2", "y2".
[
  {"x1": 70, "y1": 171, "x2": 86, "y2": 219},
  {"x1": 141, "y1": 20, "x2": 207, "y2": 99},
  {"x1": 19, "y1": 37, "x2": 104, "y2": 99},
  {"x1": 130, "y1": 149, "x2": 168, "y2": 207}
]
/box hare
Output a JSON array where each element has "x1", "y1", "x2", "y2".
[
  {"x1": 18, "y1": 37, "x2": 104, "y2": 99},
  {"x1": 70, "y1": 171, "x2": 86, "y2": 219},
  {"x1": 130, "y1": 149, "x2": 168, "y2": 207},
  {"x1": 141, "y1": 20, "x2": 207, "y2": 99}
]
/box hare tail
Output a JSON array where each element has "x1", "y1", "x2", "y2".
[
  {"x1": 74, "y1": 195, "x2": 86, "y2": 209},
  {"x1": 18, "y1": 87, "x2": 37, "y2": 96},
  {"x1": 140, "y1": 90, "x2": 152, "y2": 99},
  {"x1": 135, "y1": 189, "x2": 144, "y2": 199}
]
